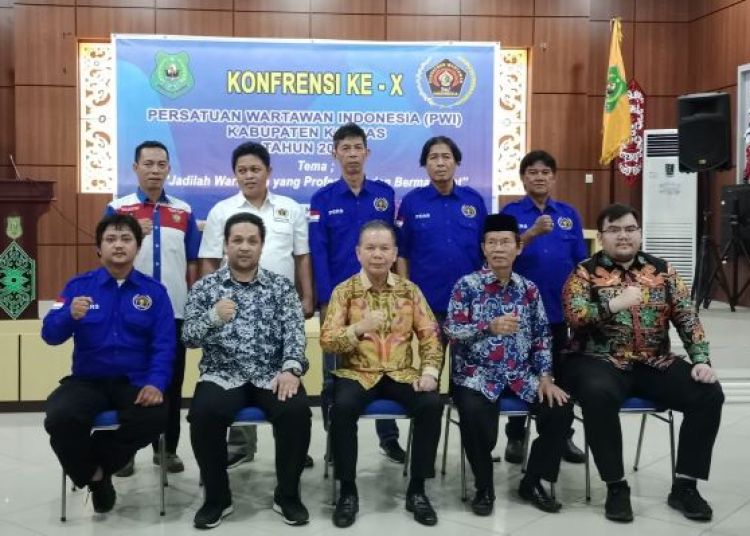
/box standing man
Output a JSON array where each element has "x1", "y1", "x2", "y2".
[
  {"x1": 499, "y1": 150, "x2": 587, "y2": 465},
  {"x1": 199, "y1": 141, "x2": 314, "y2": 469},
  {"x1": 185, "y1": 212, "x2": 312, "y2": 529},
  {"x1": 445, "y1": 214, "x2": 574, "y2": 516},
  {"x1": 396, "y1": 135, "x2": 487, "y2": 348},
  {"x1": 309, "y1": 123, "x2": 405, "y2": 462},
  {"x1": 563, "y1": 204, "x2": 723, "y2": 523},
  {"x1": 107, "y1": 140, "x2": 201, "y2": 476},
  {"x1": 43, "y1": 214, "x2": 176, "y2": 514}
]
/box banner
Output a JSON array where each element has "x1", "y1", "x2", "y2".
[
  {"x1": 115, "y1": 36, "x2": 498, "y2": 219},
  {"x1": 617, "y1": 78, "x2": 645, "y2": 185},
  {"x1": 600, "y1": 19, "x2": 630, "y2": 165}
]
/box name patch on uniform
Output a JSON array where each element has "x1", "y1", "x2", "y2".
[
  {"x1": 461, "y1": 205, "x2": 477, "y2": 218},
  {"x1": 415, "y1": 213, "x2": 431, "y2": 220},
  {"x1": 557, "y1": 217, "x2": 573, "y2": 230},
  {"x1": 133, "y1": 295, "x2": 153, "y2": 311},
  {"x1": 373, "y1": 198, "x2": 389, "y2": 212},
  {"x1": 328, "y1": 208, "x2": 344, "y2": 216}
]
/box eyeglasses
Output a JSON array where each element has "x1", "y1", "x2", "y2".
[
  {"x1": 484, "y1": 239, "x2": 517, "y2": 249},
  {"x1": 524, "y1": 169, "x2": 554, "y2": 178},
  {"x1": 602, "y1": 226, "x2": 641, "y2": 236}
]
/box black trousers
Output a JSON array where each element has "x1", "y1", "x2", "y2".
[
  {"x1": 152, "y1": 319, "x2": 186, "y2": 454},
  {"x1": 331, "y1": 376, "x2": 444, "y2": 482},
  {"x1": 453, "y1": 385, "x2": 574, "y2": 491},
  {"x1": 507, "y1": 322, "x2": 570, "y2": 441},
  {"x1": 45, "y1": 376, "x2": 168, "y2": 488},
  {"x1": 565, "y1": 355, "x2": 724, "y2": 482},
  {"x1": 188, "y1": 380, "x2": 312, "y2": 506}
]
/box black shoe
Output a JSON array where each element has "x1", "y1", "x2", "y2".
[
  {"x1": 562, "y1": 437, "x2": 586, "y2": 464},
  {"x1": 114, "y1": 457, "x2": 134, "y2": 477},
  {"x1": 379, "y1": 440, "x2": 406, "y2": 464},
  {"x1": 470, "y1": 489, "x2": 495, "y2": 516},
  {"x1": 605, "y1": 482, "x2": 634, "y2": 523},
  {"x1": 406, "y1": 492, "x2": 438, "y2": 526},
  {"x1": 491, "y1": 455, "x2": 502, "y2": 463},
  {"x1": 227, "y1": 450, "x2": 254, "y2": 469},
  {"x1": 89, "y1": 475, "x2": 116, "y2": 514},
  {"x1": 153, "y1": 452, "x2": 185, "y2": 473},
  {"x1": 332, "y1": 494, "x2": 359, "y2": 528},
  {"x1": 668, "y1": 479, "x2": 713, "y2": 521},
  {"x1": 518, "y1": 480, "x2": 562, "y2": 513},
  {"x1": 504, "y1": 439, "x2": 524, "y2": 464},
  {"x1": 273, "y1": 489, "x2": 309, "y2": 526},
  {"x1": 194, "y1": 501, "x2": 233, "y2": 529},
  {"x1": 304, "y1": 454, "x2": 314, "y2": 469}
]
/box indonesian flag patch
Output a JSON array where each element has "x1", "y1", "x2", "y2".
[
  {"x1": 51, "y1": 297, "x2": 66, "y2": 310},
  {"x1": 308, "y1": 210, "x2": 321, "y2": 223}
]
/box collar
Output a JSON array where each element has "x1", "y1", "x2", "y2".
[
  {"x1": 232, "y1": 190, "x2": 275, "y2": 210},
  {"x1": 597, "y1": 251, "x2": 648, "y2": 271},
  {"x1": 520, "y1": 195, "x2": 558, "y2": 213},
  {"x1": 335, "y1": 176, "x2": 371, "y2": 196},
  {"x1": 136, "y1": 188, "x2": 169, "y2": 204},
  {"x1": 217, "y1": 265, "x2": 269, "y2": 287},
  {"x1": 96, "y1": 266, "x2": 138, "y2": 286},
  {"x1": 425, "y1": 182, "x2": 459, "y2": 200},
  {"x1": 359, "y1": 268, "x2": 396, "y2": 290},
  {"x1": 479, "y1": 267, "x2": 520, "y2": 287}
]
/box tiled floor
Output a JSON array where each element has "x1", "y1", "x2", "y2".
[{"x1": 0, "y1": 303, "x2": 749, "y2": 535}]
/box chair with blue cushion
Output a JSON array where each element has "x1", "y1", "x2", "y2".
[
  {"x1": 60, "y1": 410, "x2": 167, "y2": 521},
  {"x1": 324, "y1": 399, "x2": 415, "y2": 505},
  {"x1": 580, "y1": 396, "x2": 675, "y2": 501}
]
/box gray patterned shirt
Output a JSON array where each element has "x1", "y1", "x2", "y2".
[{"x1": 182, "y1": 266, "x2": 308, "y2": 390}]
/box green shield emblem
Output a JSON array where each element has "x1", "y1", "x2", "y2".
[
  {"x1": 605, "y1": 66, "x2": 627, "y2": 112},
  {"x1": 150, "y1": 51, "x2": 194, "y2": 99},
  {"x1": 6, "y1": 216, "x2": 22, "y2": 240}
]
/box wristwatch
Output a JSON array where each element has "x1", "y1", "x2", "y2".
[{"x1": 286, "y1": 366, "x2": 303, "y2": 378}]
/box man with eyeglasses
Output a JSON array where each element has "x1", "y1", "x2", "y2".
[
  {"x1": 562, "y1": 203, "x2": 724, "y2": 524},
  {"x1": 499, "y1": 150, "x2": 587, "y2": 465}
]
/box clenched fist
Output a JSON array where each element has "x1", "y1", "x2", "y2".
[
  {"x1": 609, "y1": 286, "x2": 642, "y2": 313},
  {"x1": 355, "y1": 309, "x2": 387, "y2": 336},
  {"x1": 70, "y1": 296, "x2": 93, "y2": 320},
  {"x1": 489, "y1": 313, "x2": 519, "y2": 336},
  {"x1": 214, "y1": 298, "x2": 237, "y2": 323}
]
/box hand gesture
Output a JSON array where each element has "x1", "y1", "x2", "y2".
[
  {"x1": 489, "y1": 313, "x2": 519, "y2": 336},
  {"x1": 355, "y1": 309, "x2": 386, "y2": 336},
  {"x1": 135, "y1": 385, "x2": 163, "y2": 407},
  {"x1": 537, "y1": 377, "x2": 569, "y2": 407},
  {"x1": 272, "y1": 371, "x2": 301, "y2": 401},
  {"x1": 691, "y1": 363, "x2": 718, "y2": 384},
  {"x1": 214, "y1": 298, "x2": 236, "y2": 323},
  {"x1": 137, "y1": 218, "x2": 153, "y2": 236},
  {"x1": 609, "y1": 286, "x2": 642, "y2": 313},
  {"x1": 70, "y1": 296, "x2": 93, "y2": 320},
  {"x1": 531, "y1": 215, "x2": 554, "y2": 237},
  {"x1": 413, "y1": 375, "x2": 438, "y2": 393}
]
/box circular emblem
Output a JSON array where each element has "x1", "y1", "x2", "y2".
[
  {"x1": 417, "y1": 56, "x2": 477, "y2": 109},
  {"x1": 172, "y1": 213, "x2": 182, "y2": 223},
  {"x1": 133, "y1": 294, "x2": 153, "y2": 311},
  {"x1": 557, "y1": 217, "x2": 573, "y2": 231},
  {"x1": 461, "y1": 204, "x2": 477, "y2": 218},
  {"x1": 277, "y1": 208, "x2": 288, "y2": 217},
  {"x1": 373, "y1": 198, "x2": 389, "y2": 212}
]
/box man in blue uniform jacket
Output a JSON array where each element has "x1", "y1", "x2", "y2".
[{"x1": 42, "y1": 214, "x2": 176, "y2": 514}]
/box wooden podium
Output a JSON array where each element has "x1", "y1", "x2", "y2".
[{"x1": 0, "y1": 179, "x2": 55, "y2": 320}]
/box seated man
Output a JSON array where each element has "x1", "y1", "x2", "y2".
[
  {"x1": 563, "y1": 203, "x2": 724, "y2": 523},
  {"x1": 445, "y1": 214, "x2": 574, "y2": 516},
  {"x1": 42, "y1": 214, "x2": 176, "y2": 514},
  {"x1": 183, "y1": 212, "x2": 311, "y2": 530},
  {"x1": 320, "y1": 220, "x2": 444, "y2": 528}
]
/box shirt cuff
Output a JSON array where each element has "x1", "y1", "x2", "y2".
[
  {"x1": 422, "y1": 366, "x2": 440, "y2": 380},
  {"x1": 346, "y1": 324, "x2": 360, "y2": 346},
  {"x1": 282, "y1": 360, "x2": 303, "y2": 375}
]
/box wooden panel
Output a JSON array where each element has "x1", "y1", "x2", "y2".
[
  {"x1": 311, "y1": 0, "x2": 385, "y2": 13},
  {"x1": 534, "y1": 0, "x2": 590, "y2": 17},
  {"x1": 386, "y1": 0, "x2": 460, "y2": 15},
  {"x1": 634, "y1": 23, "x2": 689, "y2": 95},
  {"x1": 156, "y1": 0, "x2": 233, "y2": 8},
  {"x1": 586, "y1": 95, "x2": 606, "y2": 169},
  {"x1": 612, "y1": 168, "x2": 642, "y2": 209},
  {"x1": 689, "y1": 0, "x2": 744, "y2": 20},
  {"x1": 0, "y1": 8, "x2": 12, "y2": 86},
  {"x1": 590, "y1": 0, "x2": 634, "y2": 21},
  {"x1": 0, "y1": 166, "x2": 14, "y2": 179},
  {"x1": 386, "y1": 15, "x2": 460, "y2": 41},
  {"x1": 77, "y1": 193, "x2": 111, "y2": 244},
  {"x1": 740, "y1": 0, "x2": 750, "y2": 67},
  {"x1": 13, "y1": 0, "x2": 73, "y2": 5},
  {"x1": 77, "y1": 7, "x2": 156, "y2": 38},
  {"x1": 312, "y1": 14, "x2": 385, "y2": 40},
  {"x1": 20, "y1": 335, "x2": 72, "y2": 401},
  {"x1": 0, "y1": 0, "x2": 12, "y2": 7},
  {"x1": 17, "y1": 166, "x2": 77, "y2": 245},
  {"x1": 14, "y1": 5, "x2": 76, "y2": 86},
  {"x1": 77, "y1": 0, "x2": 154, "y2": 6},
  {"x1": 77, "y1": 244, "x2": 100, "y2": 273},
  {"x1": 551, "y1": 170, "x2": 588, "y2": 222},
  {"x1": 37, "y1": 245, "x2": 78, "y2": 300},
  {"x1": 690, "y1": 4, "x2": 745, "y2": 92},
  {"x1": 460, "y1": 0, "x2": 532, "y2": 16},
  {"x1": 234, "y1": 12, "x2": 310, "y2": 38},
  {"x1": 587, "y1": 21, "x2": 634, "y2": 96},
  {"x1": 583, "y1": 170, "x2": 614, "y2": 229},
  {"x1": 0, "y1": 334, "x2": 19, "y2": 401},
  {"x1": 155, "y1": 9, "x2": 232, "y2": 36},
  {"x1": 533, "y1": 17, "x2": 588, "y2": 94},
  {"x1": 635, "y1": 0, "x2": 690, "y2": 21},
  {"x1": 235, "y1": 0, "x2": 310, "y2": 11},
  {"x1": 460, "y1": 16, "x2": 533, "y2": 46},
  {"x1": 530, "y1": 94, "x2": 589, "y2": 168},
  {"x1": 644, "y1": 96, "x2": 678, "y2": 130},
  {"x1": 15, "y1": 86, "x2": 76, "y2": 166},
  {"x1": 0, "y1": 87, "x2": 13, "y2": 160}
]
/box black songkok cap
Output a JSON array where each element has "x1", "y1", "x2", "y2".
[{"x1": 482, "y1": 214, "x2": 519, "y2": 236}]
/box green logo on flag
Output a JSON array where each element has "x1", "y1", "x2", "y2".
[
  {"x1": 150, "y1": 52, "x2": 194, "y2": 99},
  {"x1": 605, "y1": 66, "x2": 627, "y2": 113}
]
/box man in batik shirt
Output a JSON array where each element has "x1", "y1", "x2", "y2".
[{"x1": 563, "y1": 203, "x2": 723, "y2": 524}]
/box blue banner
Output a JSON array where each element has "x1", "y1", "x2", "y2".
[{"x1": 115, "y1": 36, "x2": 497, "y2": 219}]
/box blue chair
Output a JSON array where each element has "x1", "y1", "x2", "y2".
[
  {"x1": 324, "y1": 399, "x2": 415, "y2": 505},
  {"x1": 441, "y1": 394, "x2": 536, "y2": 501},
  {"x1": 580, "y1": 397, "x2": 675, "y2": 501},
  {"x1": 60, "y1": 410, "x2": 167, "y2": 521}
]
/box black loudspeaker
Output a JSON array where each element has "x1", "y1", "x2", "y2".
[
  {"x1": 677, "y1": 92, "x2": 732, "y2": 172},
  {"x1": 720, "y1": 184, "x2": 750, "y2": 250}
]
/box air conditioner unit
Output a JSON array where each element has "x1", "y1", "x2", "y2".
[{"x1": 642, "y1": 129, "x2": 697, "y2": 287}]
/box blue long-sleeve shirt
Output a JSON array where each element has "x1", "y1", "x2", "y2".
[{"x1": 41, "y1": 267, "x2": 176, "y2": 392}]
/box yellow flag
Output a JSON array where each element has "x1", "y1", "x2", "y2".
[{"x1": 600, "y1": 19, "x2": 630, "y2": 165}]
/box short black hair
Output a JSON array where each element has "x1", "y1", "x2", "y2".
[
  {"x1": 134, "y1": 141, "x2": 169, "y2": 163},
  {"x1": 419, "y1": 136, "x2": 463, "y2": 167},
  {"x1": 96, "y1": 214, "x2": 143, "y2": 248},
  {"x1": 519, "y1": 150, "x2": 557, "y2": 175},
  {"x1": 232, "y1": 141, "x2": 271, "y2": 171},
  {"x1": 333, "y1": 122, "x2": 367, "y2": 149},
  {"x1": 597, "y1": 203, "x2": 641, "y2": 231},
  {"x1": 358, "y1": 220, "x2": 396, "y2": 245},
  {"x1": 224, "y1": 212, "x2": 266, "y2": 243}
]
